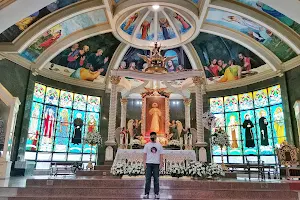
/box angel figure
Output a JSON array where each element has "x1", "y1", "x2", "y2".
[
  {"x1": 185, "y1": 128, "x2": 193, "y2": 150},
  {"x1": 120, "y1": 127, "x2": 128, "y2": 149}
]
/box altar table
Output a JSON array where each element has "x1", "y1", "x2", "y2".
[{"x1": 113, "y1": 149, "x2": 196, "y2": 165}]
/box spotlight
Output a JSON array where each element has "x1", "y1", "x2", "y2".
[{"x1": 152, "y1": 4, "x2": 160, "y2": 10}]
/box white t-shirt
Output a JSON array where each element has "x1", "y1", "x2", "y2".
[{"x1": 143, "y1": 142, "x2": 164, "y2": 164}]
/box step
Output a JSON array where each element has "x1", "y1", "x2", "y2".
[
  {"x1": 7, "y1": 197, "x2": 271, "y2": 200},
  {"x1": 0, "y1": 188, "x2": 18, "y2": 197},
  {"x1": 104, "y1": 161, "x2": 113, "y2": 165},
  {"x1": 15, "y1": 187, "x2": 298, "y2": 199},
  {"x1": 94, "y1": 165, "x2": 112, "y2": 170},
  {"x1": 25, "y1": 179, "x2": 291, "y2": 191},
  {"x1": 76, "y1": 170, "x2": 112, "y2": 176}
]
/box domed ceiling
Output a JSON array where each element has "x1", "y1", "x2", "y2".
[{"x1": 0, "y1": 0, "x2": 299, "y2": 92}]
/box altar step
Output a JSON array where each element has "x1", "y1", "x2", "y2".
[
  {"x1": 94, "y1": 165, "x2": 112, "y2": 170},
  {"x1": 1, "y1": 179, "x2": 296, "y2": 200},
  {"x1": 76, "y1": 170, "x2": 112, "y2": 177}
]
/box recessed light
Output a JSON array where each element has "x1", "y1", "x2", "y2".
[{"x1": 152, "y1": 5, "x2": 160, "y2": 10}]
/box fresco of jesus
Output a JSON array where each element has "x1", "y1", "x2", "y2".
[{"x1": 149, "y1": 103, "x2": 161, "y2": 133}]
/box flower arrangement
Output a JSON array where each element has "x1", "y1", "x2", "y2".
[
  {"x1": 211, "y1": 128, "x2": 229, "y2": 147},
  {"x1": 169, "y1": 163, "x2": 185, "y2": 178},
  {"x1": 185, "y1": 161, "x2": 207, "y2": 179},
  {"x1": 131, "y1": 139, "x2": 142, "y2": 149},
  {"x1": 206, "y1": 163, "x2": 225, "y2": 178},
  {"x1": 166, "y1": 140, "x2": 181, "y2": 150},
  {"x1": 84, "y1": 132, "x2": 102, "y2": 146},
  {"x1": 203, "y1": 112, "x2": 216, "y2": 130},
  {"x1": 111, "y1": 161, "x2": 127, "y2": 176},
  {"x1": 126, "y1": 162, "x2": 145, "y2": 176}
]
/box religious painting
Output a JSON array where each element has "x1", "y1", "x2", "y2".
[
  {"x1": 0, "y1": 0, "x2": 81, "y2": 42},
  {"x1": 157, "y1": 12, "x2": 176, "y2": 41},
  {"x1": 241, "y1": 110, "x2": 258, "y2": 155},
  {"x1": 236, "y1": 0, "x2": 300, "y2": 35},
  {"x1": 49, "y1": 33, "x2": 120, "y2": 82},
  {"x1": 136, "y1": 13, "x2": 154, "y2": 41},
  {"x1": 145, "y1": 97, "x2": 166, "y2": 137},
  {"x1": 205, "y1": 8, "x2": 297, "y2": 62},
  {"x1": 164, "y1": 9, "x2": 192, "y2": 34},
  {"x1": 192, "y1": 32, "x2": 266, "y2": 84},
  {"x1": 20, "y1": 9, "x2": 107, "y2": 62},
  {"x1": 121, "y1": 12, "x2": 140, "y2": 35}
]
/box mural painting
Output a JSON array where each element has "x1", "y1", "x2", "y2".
[
  {"x1": 136, "y1": 13, "x2": 155, "y2": 41},
  {"x1": 20, "y1": 9, "x2": 107, "y2": 62},
  {"x1": 120, "y1": 12, "x2": 140, "y2": 36},
  {"x1": 237, "y1": 0, "x2": 300, "y2": 34},
  {"x1": 157, "y1": 12, "x2": 177, "y2": 41},
  {"x1": 50, "y1": 33, "x2": 120, "y2": 81},
  {"x1": 192, "y1": 33, "x2": 265, "y2": 84},
  {"x1": 0, "y1": 0, "x2": 81, "y2": 42},
  {"x1": 165, "y1": 9, "x2": 192, "y2": 35},
  {"x1": 206, "y1": 8, "x2": 297, "y2": 62}
]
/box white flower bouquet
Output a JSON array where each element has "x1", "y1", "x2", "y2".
[
  {"x1": 169, "y1": 163, "x2": 185, "y2": 178},
  {"x1": 203, "y1": 112, "x2": 216, "y2": 130},
  {"x1": 168, "y1": 140, "x2": 180, "y2": 146},
  {"x1": 211, "y1": 128, "x2": 229, "y2": 147},
  {"x1": 126, "y1": 162, "x2": 145, "y2": 176},
  {"x1": 206, "y1": 163, "x2": 225, "y2": 178},
  {"x1": 111, "y1": 162, "x2": 126, "y2": 176},
  {"x1": 185, "y1": 161, "x2": 207, "y2": 178},
  {"x1": 84, "y1": 132, "x2": 102, "y2": 146}
]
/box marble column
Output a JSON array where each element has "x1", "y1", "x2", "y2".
[
  {"x1": 120, "y1": 98, "x2": 128, "y2": 129},
  {"x1": 193, "y1": 76, "x2": 207, "y2": 162},
  {"x1": 183, "y1": 98, "x2": 192, "y2": 129},
  {"x1": 105, "y1": 76, "x2": 120, "y2": 161}
]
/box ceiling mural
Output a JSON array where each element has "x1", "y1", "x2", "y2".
[
  {"x1": 192, "y1": 33, "x2": 266, "y2": 84},
  {"x1": 0, "y1": 0, "x2": 81, "y2": 42},
  {"x1": 49, "y1": 33, "x2": 120, "y2": 82},
  {"x1": 206, "y1": 8, "x2": 297, "y2": 62},
  {"x1": 236, "y1": 0, "x2": 300, "y2": 35},
  {"x1": 20, "y1": 9, "x2": 107, "y2": 62}
]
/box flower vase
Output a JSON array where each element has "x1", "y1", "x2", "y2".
[
  {"x1": 86, "y1": 145, "x2": 94, "y2": 170},
  {"x1": 220, "y1": 145, "x2": 228, "y2": 171}
]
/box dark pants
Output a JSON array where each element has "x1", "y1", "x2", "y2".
[{"x1": 145, "y1": 163, "x2": 160, "y2": 195}]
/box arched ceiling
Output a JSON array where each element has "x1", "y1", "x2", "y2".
[{"x1": 0, "y1": 0, "x2": 299, "y2": 93}]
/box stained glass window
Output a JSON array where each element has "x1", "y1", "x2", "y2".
[
  {"x1": 268, "y1": 85, "x2": 282, "y2": 105},
  {"x1": 253, "y1": 89, "x2": 268, "y2": 108},
  {"x1": 210, "y1": 98, "x2": 224, "y2": 113},
  {"x1": 239, "y1": 93, "x2": 253, "y2": 110},
  {"x1": 210, "y1": 85, "x2": 285, "y2": 165},
  {"x1": 224, "y1": 95, "x2": 238, "y2": 112},
  {"x1": 25, "y1": 83, "x2": 101, "y2": 169}
]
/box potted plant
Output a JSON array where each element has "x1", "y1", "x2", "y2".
[
  {"x1": 84, "y1": 131, "x2": 102, "y2": 170},
  {"x1": 211, "y1": 128, "x2": 229, "y2": 170}
]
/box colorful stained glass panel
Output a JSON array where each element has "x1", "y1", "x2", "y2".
[
  {"x1": 87, "y1": 96, "x2": 101, "y2": 112},
  {"x1": 253, "y1": 89, "x2": 268, "y2": 108},
  {"x1": 224, "y1": 95, "x2": 238, "y2": 112},
  {"x1": 85, "y1": 112, "x2": 100, "y2": 134},
  {"x1": 238, "y1": 93, "x2": 254, "y2": 110},
  {"x1": 213, "y1": 114, "x2": 225, "y2": 128},
  {"x1": 33, "y1": 83, "x2": 46, "y2": 103},
  {"x1": 210, "y1": 97, "x2": 224, "y2": 113},
  {"x1": 59, "y1": 91, "x2": 73, "y2": 108},
  {"x1": 270, "y1": 104, "x2": 284, "y2": 122},
  {"x1": 45, "y1": 87, "x2": 60, "y2": 106},
  {"x1": 73, "y1": 94, "x2": 87, "y2": 111},
  {"x1": 268, "y1": 85, "x2": 282, "y2": 105}
]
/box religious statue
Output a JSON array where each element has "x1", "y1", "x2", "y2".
[
  {"x1": 176, "y1": 120, "x2": 183, "y2": 138},
  {"x1": 185, "y1": 128, "x2": 193, "y2": 150},
  {"x1": 169, "y1": 120, "x2": 177, "y2": 140},
  {"x1": 127, "y1": 119, "x2": 134, "y2": 144},
  {"x1": 149, "y1": 103, "x2": 161, "y2": 133},
  {"x1": 72, "y1": 113, "x2": 83, "y2": 144},
  {"x1": 259, "y1": 110, "x2": 269, "y2": 146},
  {"x1": 242, "y1": 114, "x2": 255, "y2": 148},
  {"x1": 120, "y1": 127, "x2": 128, "y2": 149}
]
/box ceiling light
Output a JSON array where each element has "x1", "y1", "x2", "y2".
[{"x1": 152, "y1": 5, "x2": 160, "y2": 10}]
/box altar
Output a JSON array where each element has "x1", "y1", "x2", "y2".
[{"x1": 113, "y1": 149, "x2": 196, "y2": 165}]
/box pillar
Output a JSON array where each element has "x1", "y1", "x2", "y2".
[
  {"x1": 105, "y1": 76, "x2": 120, "y2": 161},
  {"x1": 183, "y1": 98, "x2": 191, "y2": 129},
  {"x1": 120, "y1": 98, "x2": 128, "y2": 129},
  {"x1": 193, "y1": 76, "x2": 207, "y2": 162}
]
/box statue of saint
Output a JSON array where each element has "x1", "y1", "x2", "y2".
[{"x1": 149, "y1": 103, "x2": 161, "y2": 133}]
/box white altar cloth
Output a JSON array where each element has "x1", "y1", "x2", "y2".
[{"x1": 113, "y1": 149, "x2": 196, "y2": 165}]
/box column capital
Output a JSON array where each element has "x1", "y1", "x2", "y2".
[
  {"x1": 192, "y1": 76, "x2": 205, "y2": 85},
  {"x1": 120, "y1": 98, "x2": 128, "y2": 105},
  {"x1": 110, "y1": 76, "x2": 121, "y2": 85},
  {"x1": 183, "y1": 98, "x2": 192, "y2": 106}
]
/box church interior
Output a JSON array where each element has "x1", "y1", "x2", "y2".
[{"x1": 1, "y1": 0, "x2": 300, "y2": 199}]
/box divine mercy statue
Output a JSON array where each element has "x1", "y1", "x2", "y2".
[{"x1": 149, "y1": 103, "x2": 161, "y2": 133}]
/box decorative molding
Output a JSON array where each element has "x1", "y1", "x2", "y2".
[
  {"x1": 0, "y1": 0, "x2": 15, "y2": 10},
  {"x1": 110, "y1": 70, "x2": 202, "y2": 81},
  {"x1": 282, "y1": 55, "x2": 300, "y2": 72},
  {"x1": 0, "y1": 52, "x2": 31, "y2": 69},
  {"x1": 201, "y1": 23, "x2": 282, "y2": 71},
  {"x1": 123, "y1": 80, "x2": 150, "y2": 97},
  {"x1": 110, "y1": 76, "x2": 121, "y2": 85},
  {"x1": 0, "y1": 0, "x2": 106, "y2": 53},
  {"x1": 162, "y1": 81, "x2": 189, "y2": 98},
  {"x1": 210, "y1": 0, "x2": 300, "y2": 54}
]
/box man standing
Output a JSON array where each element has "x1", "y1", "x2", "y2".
[{"x1": 143, "y1": 132, "x2": 164, "y2": 199}]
